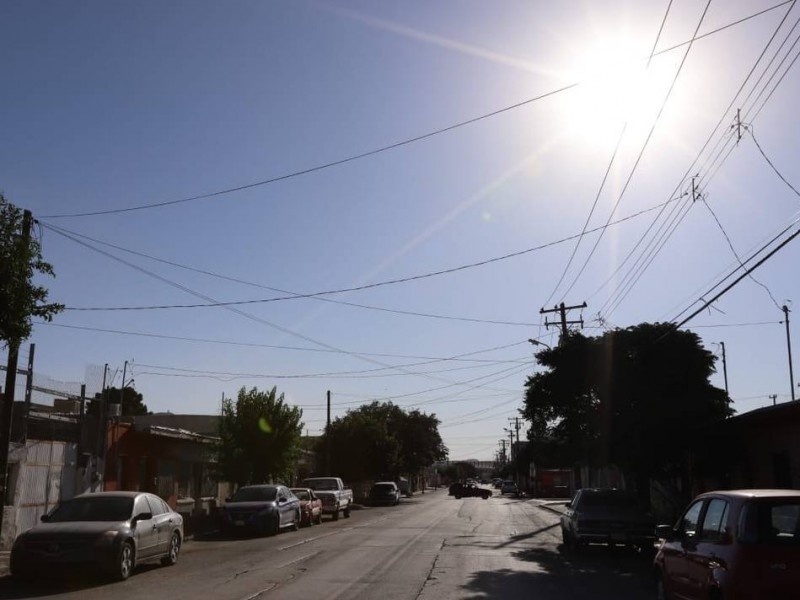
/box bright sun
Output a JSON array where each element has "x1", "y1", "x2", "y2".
[{"x1": 560, "y1": 37, "x2": 680, "y2": 148}]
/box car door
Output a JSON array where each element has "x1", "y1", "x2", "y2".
[
  {"x1": 563, "y1": 490, "x2": 581, "y2": 537},
  {"x1": 276, "y1": 488, "x2": 291, "y2": 527},
  {"x1": 147, "y1": 495, "x2": 176, "y2": 553},
  {"x1": 661, "y1": 499, "x2": 706, "y2": 600},
  {"x1": 132, "y1": 494, "x2": 160, "y2": 559},
  {"x1": 684, "y1": 498, "x2": 730, "y2": 599}
]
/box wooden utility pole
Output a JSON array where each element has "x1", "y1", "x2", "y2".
[
  {"x1": 783, "y1": 305, "x2": 795, "y2": 402},
  {"x1": 0, "y1": 209, "x2": 32, "y2": 534},
  {"x1": 540, "y1": 302, "x2": 587, "y2": 343},
  {"x1": 719, "y1": 341, "x2": 729, "y2": 397},
  {"x1": 326, "y1": 390, "x2": 331, "y2": 476}
]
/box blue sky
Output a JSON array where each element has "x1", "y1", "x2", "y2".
[{"x1": 2, "y1": 0, "x2": 799, "y2": 461}]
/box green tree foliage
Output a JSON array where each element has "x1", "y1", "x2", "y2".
[
  {"x1": 318, "y1": 401, "x2": 447, "y2": 481},
  {"x1": 89, "y1": 387, "x2": 149, "y2": 416},
  {"x1": 216, "y1": 386, "x2": 303, "y2": 486},
  {"x1": 0, "y1": 195, "x2": 63, "y2": 347},
  {"x1": 523, "y1": 323, "x2": 732, "y2": 484}
]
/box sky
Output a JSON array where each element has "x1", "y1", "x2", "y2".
[{"x1": 2, "y1": 0, "x2": 800, "y2": 462}]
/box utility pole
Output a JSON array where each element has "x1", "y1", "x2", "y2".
[
  {"x1": 783, "y1": 305, "x2": 795, "y2": 402},
  {"x1": 719, "y1": 342, "x2": 729, "y2": 397},
  {"x1": 326, "y1": 390, "x2": 331, "y2": 476},
  {"x1": 735, "y1": 108, "x2": 743, "y2": 143},
  {"x1": 499, "y1": 439, "x2": 507, "y2": 464},
  {"x1": 508, "y1": 416, "x2": 522, "y2": 487},
  {"x1": 770, "y1": 393, "x2": 778, "y2": 406},
  {"x1": 0, "y1": 209, "x2": 33, "y2": 534},
  {"x1": 540, "y1": 302, "x2": 587, "y2": 343}
]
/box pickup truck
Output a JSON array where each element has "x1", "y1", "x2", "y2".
[{"x1": 301, "y1": 477, "x2": 353, "y2": 521}]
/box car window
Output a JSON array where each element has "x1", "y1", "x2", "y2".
[
  {"x1": 293, "y1": 490, "x2": 310, "y2": 501},
  {"x1": 579, "y1": 491, "x2": 639, "y2": 508},
  {"x1": 134, "y1": 495, "x2": 152, "y2": 517},
  {"x1": 768, "y1": 503, "x2": 800, "y2": 543},
  {"x1": 147, "y1": 495, "x2": 168, "y2": 515},
  {"x1": 230, "y1": 486, "x2": 277, "y2": 502},
  {"x1": 48, "y1": 496, "x2": 134, "y2": 522},
  {"x1": 700, "y1": 498, "x2": 729, "y2": 542},
  {"x1": 679, "y1": 500, "x2": 705, "y2": 537}
]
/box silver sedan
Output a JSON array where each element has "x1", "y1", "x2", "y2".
[{"x1": 10, "y1": 491, "x2": 184, "y2": 581}]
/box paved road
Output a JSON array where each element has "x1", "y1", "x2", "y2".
[{"x1": 0, "y1": 490, "x2": 655, "y2": 599}]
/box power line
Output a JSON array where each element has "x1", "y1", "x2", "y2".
[
  {"x1": 749, "y1": 128, "x2": 800, "y2": 199},
  {"x1": 595, "y1": 0, "x2": 798, "y2": 319},
  {"x1": 38, "y1": 2, "x2": 790, "y2": 220},
  {"x1": 543, "y1": 0, "x2": 674, "y2": 306},
  {"x1": 44, "y1": 198, "x2": 680, "y2": 312},
  {"x1": 35, "y1": 321, "x2": 529, "y2": 362},
  {"x1": 557, "y1": 0, "x2": 713, "y2": 304}
]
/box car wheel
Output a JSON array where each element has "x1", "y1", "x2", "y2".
[
  {"x1": 454, "y1": 495, "x2": 461, "y2": 499},
  {"x1": 268, "y1": 515, "x2": 280, "y2": 536},
  {"x1": 315, "y1": 512, "x2": 322, "y2": 525},
  {"x1": 333, "y1": 508, "x2": 340, "y2": 521},
  {"x1": 10, "y1": 553, "x2": 34, "y2": 581},
  {"x1": 344, "y1": 504, "x2": 351, "y2": 518},
  {"x1": 292, "y1": 510, "x2": 300, "y2": 531},
  {"x1": 306, "y1": 512, "x2": 314, "y2": 526},
  {"x1": 482, "y1": 492, "x2": 489, "y2": 499},
  {"x1": 161, "y1": 532, "x2": 181, "y2": 566},
  {"x1": 114, "y1": 541, "x2": 135, "y2": 581}
]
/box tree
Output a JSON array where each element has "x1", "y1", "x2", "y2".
[
  {"x1": 317, "y1": 402, "x2": 447, "y2": 482},
  {"x1": 522, "y1": 323, "x2": 732, "y2": 489},
  {"x1": 1, "y1": 196, "x2": 63, "y2": 533},
  {"x1": 0, "y1": 196, "x2": 63, "y2": 346},
  {"x1": 216, "y1": 386, "x2": 304, "y2": 486},
  {"x1": 89, "y1": 387, "x2": 149, "y2": 416}
]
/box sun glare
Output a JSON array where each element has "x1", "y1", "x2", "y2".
[{"x1": 560, "y1": 37, "x2": 678, "y2": 148}]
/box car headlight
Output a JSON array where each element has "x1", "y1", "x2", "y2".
[{"x1": 95, "y1": 530, "x2": 119, "y2": 546}]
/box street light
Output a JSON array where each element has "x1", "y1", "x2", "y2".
[{"x1": 528, "y1": 338, "x2": 552, "y2": 349}]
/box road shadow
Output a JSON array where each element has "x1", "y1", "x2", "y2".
[
  {"x1": 461, "y1": 544, "x2": 654, "y2": 600},
  {"x1": 0, "y1": 564, "x2": 161, "y2": 599}
]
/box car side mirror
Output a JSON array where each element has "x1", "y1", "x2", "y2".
[
  {"x1": 278, "y1": 497, "x2": 286, "y2": 504},
  {"x1": 40, "y1": 514, "x2": 50, "y2": 523},
  {"x1": 656, "y1": 524, "x2": 676, "y2": 541},
  {"x1": 132, "y1": 512, "x2": 153, "y2": 524},
  {"x1": 225, "y1": 497, "x2": 231, "y2": 503},
  {"x1": 565, "y1": 502, "x2": 572, "y2": 509}
]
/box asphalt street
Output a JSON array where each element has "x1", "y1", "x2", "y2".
[{"x1": 0, "y1": 490, "x2": 655, "y2": 599}]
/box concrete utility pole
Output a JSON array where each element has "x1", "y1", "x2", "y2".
[
  {"x1": 540, "y1": 302, "x2": 587, "y2": 343},
  {"x1": 0, "y1": 209, "x2": 33, "y2": 535},
  {"x1": 508, "y1": 416, "x2": 522, "y2": 485},
  {"x1": 782, "y1": 305, "x2": 795, "y2": 402},
  {"x1": 499, "y1": 439, "x2": 507, "y2": 464},
  {"x1": 719, "y1": 342, "x2": 729, "y2": 397}
]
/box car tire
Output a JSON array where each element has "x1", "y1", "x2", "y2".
[
  {"x1": 315, "y1": 512, "x2": 323, "y2": 525},
  {"x1": 454, "y1": 495, "x2": 461, "y2": 499},
  {"x1": 333, "y1": 508, "x2": 340, "y2": 521},
  {"x1": 161, "y1": 532, "x2": 181, "y2": 566},
  {"x1": 344, "y1": 504, "x2": 351, "y2": 518},
  {"x1": 10, "y1": 553, "x2": 34, "y2": 582},
  {"x1": 268, "y1": 515, "x2": 280, "y2": 536},
  {"x1": 114, "y1": 541, "x2": 135, "y2": 581},
  {"x1": 291, "y1": 510, "x2": 300, "y2": 531}
]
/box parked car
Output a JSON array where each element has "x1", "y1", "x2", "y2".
[
  {"x1": 368, "y1": 481, "x2": 402, "y2": 506},
  {"x1": 222, "y1": 484, "x2": 301, "y2": 536},
  {"x1": 500, "y1": 480, "x2": 519, "y2": 495},
  {"x1": 10, "y1": 491, "x2": 183, "y2": 581},
  {"x1": 654, "y1": 489, "x2": 800, "y2": 600},
  {"x1": 301, "y1": 477, "x2": 354, "y2": 521},
  {"x1": 560, "y1": 488, "x2": 655, "y2": 552},
  {"x1": 453, "y1": 483, "x2": 491, "y2": 500},
  {"x1": 290, "y1": 487, "x2": 323, "y2": 526}
]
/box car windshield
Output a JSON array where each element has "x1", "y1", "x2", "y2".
[
  {"x1": 292, "y1": 490, "x2": 310, "y2": 501},
  {"x1": 230, "y1": 487, "x2": 277, "y2": 502},
  {"x1": 373, "y1": 484, "x2": 395, "y2": 493},
  {"x1": 305, "y1": 480, "x2": 338, "y2": 491},
  {"x1": 47, "y1": 496, "x2": 134, "y2": 522},
  {"x1": 580, "y1": 492, "x2": 639, "y2": 508}
]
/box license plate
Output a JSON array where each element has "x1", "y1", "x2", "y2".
[{"x1": 234, "y1": 520, "x2": 245, "y2": 526}]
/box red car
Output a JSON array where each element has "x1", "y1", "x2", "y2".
[
  {"x1": 290, "y1": 488, "x2": 323, "y2": 526},
  {"x1": 654, "y1": 489, "x2": 800, "y2": 600}
]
